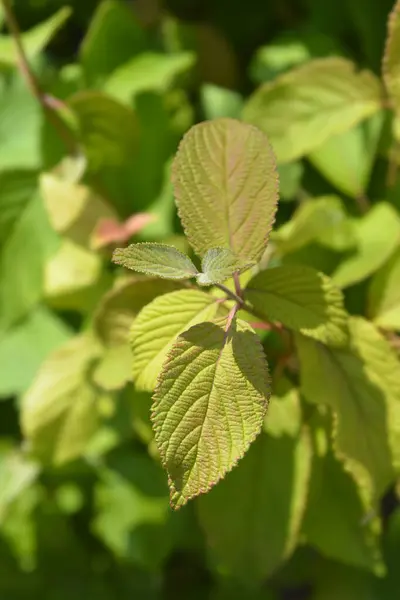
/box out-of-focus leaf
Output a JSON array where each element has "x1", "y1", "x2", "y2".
[
  {"x1": 131, "y1": 289, "x2": 226, "y2": 391},
  {"x1": 198, "y1": 423, "x2": 311, "y2": 584},
  {"x1": 80, "y1": 0, "x2": 147, "y2": 85},
  {"x1": 277, "y1": 161, "x2": 304, "y2": 201},
  {"x1": 296, "y1": 317, "x2": 400, "y2": 503},
  {"x1": 112, "y1": 242, "x2": 198, "y2": 280},
  {"x1": 92, "y1": 345, "x2": 133, "y2": 392},
  {"x1": 245, "y1": 265, "x2": 348, "y2": 346},
  {"x1": 68, "y1": 91, "x2": 139, "y2": 171},
  {"x1": 198, "y1": 248, "x2": 250, "y2": 286},
  {"x1": 0, "y1": 7, "x2": 72, "y2": 69},
  {"x1": 369, "y1": 248, "x2": 400, "y2": 330},
  {"x1": 265, "y1": 378, "x2": 302, "y2": 438},
  {"x1": 243, "y1": 58, "x2": 383, "y2": 163},
  {"x1": 92, "y1": 213, "x2": 155, "y2": 249},
  {"x1": 380, "y1": 506, "x2": 400, "y2": 597},
  {"x1": 0, "y1": 172, "x2": 59, "y2": 333},
  {"x1": 383, "y1": 0, "x2": 400, "y2": 140},
  {"x1": 0, "y1": 306, "x2": 71, "y2": 398},
  {"x1": 104, "y1": 52, "x2": 195, "y2": 104},
  {"x1": 273, "y1": 196, "x2": 357, "y2": 254},
  {"x1": 172, "y1": 118, "x2": 279, "y2": 262},
  {"x1": 313, "y1": 562, "x2": 380, "y2": 600},
  {"x1": 308, "y1": 112, "x2": 384, "y2": 198},
  {"x1": 200, "y1": 84, "x2": 243, "y2": 120},
  {"x1": 153, "y1": 317, "x2": 270, "y2": 508},
  {"x1": 332, "y1": 203, "x2": 400, "y2": 288},
  {"x1": 21, "y1": 335, "x2": 104, "y2": 466}
]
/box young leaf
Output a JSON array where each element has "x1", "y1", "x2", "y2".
[
  {"x1": 383, "y1": 0, "x2": 400, "y2": 130},
  {"x1": 21, "y1": 335, "x2": 105, "y2": 465},
  {"x1": 131, "y1": 289, "x2": 227, "y2": 391},
  {"x1": 112, "y1": 243, "x2": 198, "y2": 280},
  {"x1": 172, "y1": 118, "x2": 279, "y2": 263},
  {"x1": 152, "y1": 317, "x2": 270, "y2": 508},
  {"x1": 368, "y1": 248, "x2": 400, "y2": 330},
  {"x1": 197, "y1": 426, "x2": 311, "y2": 584},
  {"x1": 243, "y1": 57, "x2": 383, "y2": 163},
  {"x1": 197, "y1": 247, "x2": 250, "y2": 286},
  {"x1": 244, "y1": 265, "x2": 348, "y2": 346},
  {"x1": 296, "y1": 317, "x2": 400, "y2": 502},
  {"x1": 332, "y1": 202, "x2": 400, "y2": 288}
]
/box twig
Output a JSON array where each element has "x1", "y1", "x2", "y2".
[
  {"x1": 215, "y1": 283, "x2": 244, "y2": 306},
  {"x1": 1, "y1": 0, "x2": 77, "y2": 155}
]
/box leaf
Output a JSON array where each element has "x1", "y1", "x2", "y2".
[
  {"x1": 113, "y1": 242, "x2": 198, "y2": 280},
  {"x1": 92, "y1": 345, "x2": 133, "y2": 392},
  {"x1": 272, "y1": 196, "x2": 357, "y2": 254},
  {"x1": 0, "y1": 172, "x2": 59, "y2": 333},
  {"x1": 201, "y1": 84, "x2": 243, "y2": 120},
  {"x1": 0, "y1": 7, "x2": 72, "y2": 69},
  {"x1": 244, "y1": 265, "x2": 348, "y2": 346},
  {"x1": 94, "y1": 276, "x2": 180, "y2": 347},
  {"x1": 153, "y1": 317, "x2": 270, "y2": 508},
  {"x1": 308, "y1": 112, "x2": 384, "y2": 198},
  {"x1": 197, "y1": 247, "x2": 249, "y2": 286},
  {"x1": 91, "y1": 213, "x2": 156, "y2": 249},
  {"x1": 104, "y1": 52, "x2": 195, "y2": 104},
  {"x1": 296, "y1": 317, "x2": 400, "y2": 502},
  {"x1": 243, "y1": 58, "x2": 383, "y2": 163},
  {"x1": 265, "y1": 377, "x2": 302, "y2": 438},
  {"x1": 332, "y1": 202, "x2": 400, "y2": 288},
  {"x1": 369, "y1": 248, "x2": 400, "y2": 330},
  {"x1": 131, "y1": 289, "x2": 227, "y2": 391},
  {"x1": 197, "y1": 426, "x2": 311, "y2": 583},
  {"x1": 68, "y1": 91, "x2": 139, "y2": 171},
  {"x1": 172, "y1": 118, "x2": 279, "y2": 262},
  {"x1": 21, "y1": 335, "x2": 105, "y2": 465},
  {"x1": 277, "y1": 161, "x2": 304, "y2": 202},
  {"x1": 0, "y1": 307, "x2": 71, "y2": 398},
  {"x1": 313, "y1": 563, "x2": 380, "y2": 600},
  {"x1": 383, "y1": 0, "x2": 400, "y2": 125},
  {"x1": 80, "y1": 0, "x2": 147, "y2": 85}
]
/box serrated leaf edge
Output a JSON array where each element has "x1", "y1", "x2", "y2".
[{"x1": 112, "y1": 242, "x2": 198, "y2": 280}]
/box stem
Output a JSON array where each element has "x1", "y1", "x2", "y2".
[
  {"x1": 1, "y1": 0, "x2": 77, "y2": 155},
  {"x1": 233, "y1": 271, "x2": 242, "y2": 298},
  {"x1": 215, "y1": 283, "x2": 244, "y2": 306}
]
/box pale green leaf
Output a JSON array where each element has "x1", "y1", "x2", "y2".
[
  {"x1": 273, "y1": 196, "x2": 357, "y2": 254},
  {"x1": 0, "y1": 449, "x2": 39, "y2": 520},
  {"x1": 383, "y1": 0, "x2": 400, "y2": 128},
  {"x1": 104, "y1": 52, "x2": 195, "y2": 104},
  {"x1": 296, "y1": 317, "x2": 400, "y2": 502},
  {"x1": 368, "y1": 248, "x2": 400, "y2": 330},
  {"x1": 68, "y1": 91, "x2": 138, "y2": 171},
  {"x1": 277, "y1": 161, "x2": 304, "y2": 202},
  {"x1": 0, "y1": 7, "x2": 71, "y2": 68},
  {"x1": 197, "y1": 247, "x2": 249, "y2": 286},
  {"x1": 131, "y1": 289, "x2": 227, "y2": 391},
  {"x1": 265, "y1": 378, "x2": 302, "y2": 438},
  {"x1": 197, "y1": 427, "x2": 311, "y2": 583},
  {"x1": 0, "y1": 307, "x2": 71, "y2": 398},
  {"x1": 94, "y1": 276, "x2": 180, "y2": 347},
  {"x1": 243, "y1": 58, "x2": 382, "y2": 163},
  {"x1": 80, "y1": 0, "x2": 147, "y2": 85},
  {"x1": 21, "y1": 335, "x2": 105, "y2": 465},
  {"x1": 153, "y1": 317, "x2": 270, "y2": 508},
  {"x1": 172, "y1": 118, "x2": 279, "y2": 262},
  {"x1": 113, "y1": 242, "x2": 198, "y2": 280},
  {"x1": 332, "y1": 202, "x2": 400, "y2": 288},
  {"x1": 308, "y1": 112, "x2": 384, "y2": 198},
  {"x1": 200, "y1": 84, "x2": 243, "y2": 120},
  {"x1": 244, "y1": 265, "x2": 348, "y2": 346},
  {"x1": 92, "y1": 345, "x2": 133, "y2": 392}
]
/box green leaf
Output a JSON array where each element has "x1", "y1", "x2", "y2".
[
  {"x1": 80, "y1": 0, "x2": 147, "y2": 85},
  {"x1": 112, "y1": 243, "x2": 198, "y2": 280},
  {"x1": 0, "y1": 7, "x2": 72, "y2": 69},
  {"x1": 197, "y1": 425, "x2": 311, "y2": 583},
  {"x1": 131, "y1": 289, "x2": 227, "y2": 391},
  {"x1": 200, "y1": 84, "x2": 243, "y2": 120},
  {"x1": 265, "y1": 377, "x2": 302, "y2": 438},
  {"x1": 243, "y1": 58, "x2": 382, "y2": 163},
  {"x1": 21, "y1": 335, "x2": 105, "y2": 466},
  {"x1": 172, "y1": 118, "x2": 279, "y2": 262},
  {"x1": 68, "y1": 91, "x2": 139, "y2": 171},
  {"x1": 92, "y1": 345, "x2": 133, "y2": 392},
  {"x1": 308, "y1": 112, "x2": 384, "y2": 198},
  {"x1": 272, "y1": 196, "x2": 357, "y2": 254},
  {"x1": 368, "y1": 248, "x2": 400, "y2": 330},
  {"x1": 277, "y1": 161, "x2": 304, "y2": 202},
  {"x1": 296, "y1": 317, "x2": 400, "y2": 502},
  {"x1": 0, "y1": 307, "x2": 71, "y2": 398},
  {"x1": 0, "y1": 172, "x2": 59, "y2": 333},
  {"x1": 197, "y1": 247, "x2": 249, "y2": 286},
  {"x1": 244, "y1": 265, "x2": 348, "y2": 346},
  {"x1": 313, "y1": 563, "x2": 380, "y2": 600},
  {"x1": 332, "y1": 202, "x2": 400, "y2": 288},
  {"x1": 104, "y1": 52, "x2": 195, "y2": 104},
  {"x1": 94, "y1": 276, "x2": 180, "y2": 347},
  {"x1": 153, "y1": 317, "x2": 270, "y2": 508},
  {"x1": 383, "y1": 0, "x2": 400, "y2": 127}
]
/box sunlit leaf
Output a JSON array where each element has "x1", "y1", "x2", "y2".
[
  {"x1": 368, "y1": 248, "x2": 400, "y2": 330},
  {"x1": 112, "y1": 242, "x2": 198, "y2": 280},
  {"x1": 197, "y1": 247, "x2": 250, "y2": 286},
  {"x1": 201, "y1": 84, "x2": 243, "y2": 120},
  {"x1": 172, "y1": 118, "x2": 279, "y2": 262},
  {"x1": 383, "y1": 0, "x2": 400, "y2": 138}
]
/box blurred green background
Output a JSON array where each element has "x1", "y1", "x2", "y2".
[{"x1": 0, "y1": 0, "x2": 400, "y2": 598}]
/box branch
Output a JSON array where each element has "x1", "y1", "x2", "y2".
[{"x1": 1, "y1": 0, "x2": 77, "y2": 155}]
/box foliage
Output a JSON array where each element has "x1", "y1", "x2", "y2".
[{"x1": 1, "y1": 0, "x2": 400, "y2": 598}]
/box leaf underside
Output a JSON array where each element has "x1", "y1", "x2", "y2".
[{"x1": 197, "y1": 247, "x2": 250, "y2": 286}]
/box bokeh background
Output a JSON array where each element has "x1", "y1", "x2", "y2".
[{"x1": 1, "y1": 0, "x2": 400, "y2": 599}]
